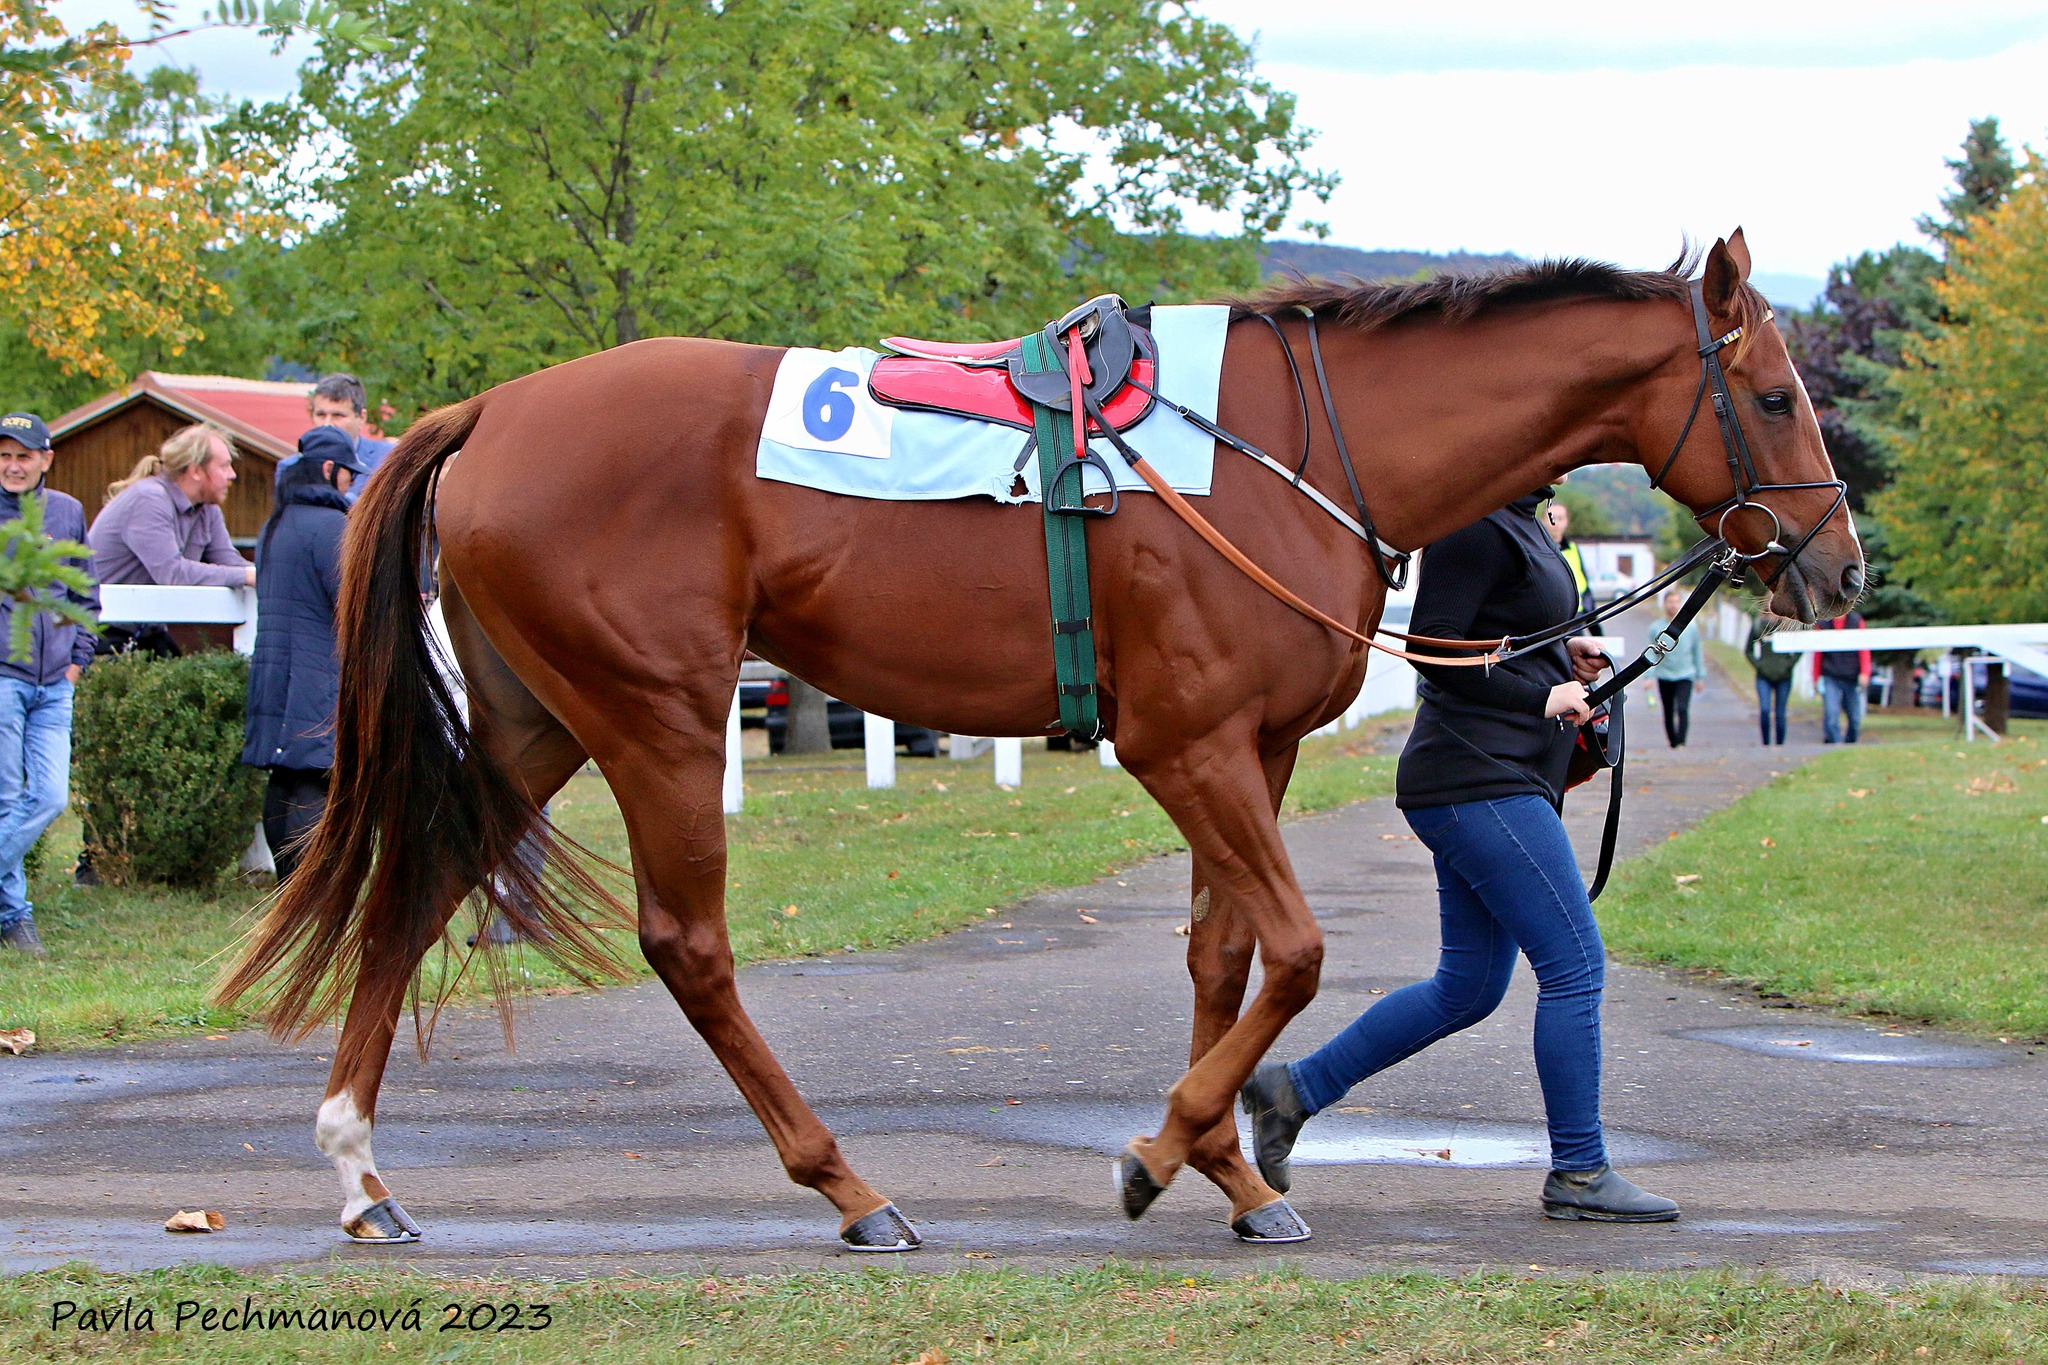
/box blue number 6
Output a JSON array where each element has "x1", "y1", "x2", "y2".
[{"x1": 802, "y1": 367, "x2": 859, "y2": 441}]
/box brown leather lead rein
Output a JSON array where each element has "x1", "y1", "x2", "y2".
[{"x1": 1077, "y1": 387, "x2": 1511, "y2": 669}]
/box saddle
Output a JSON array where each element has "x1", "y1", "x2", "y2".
[{"x1": 869, "y1": 295, "x2": 1157, "y2": 433}]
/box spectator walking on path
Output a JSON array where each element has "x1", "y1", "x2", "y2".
[
  {"x1": 241, "y1": 428, "x2": 364, "y2": 883},
  {"x1": 1746, "y1": 615, "x2": 1797, "y2": 745},
  {"x1": 1812, "y1": 611, "x2": 1870, "y2": 744},
  {"x1": 88, "y1": 424, "x2": 253, "y2": 658},
  {"x1": 0, "y1": 415, "x2": 98, "y2": 956},
  {"x1": 1647, "y1": 587, "x2": 1706, "y2": 749},
  {"x1": 274, "y1": 374, "x2": 393, "y2": 502},
  {"x1": 1238, "y1": 488, "x2": 1679, "y2": 1225}
]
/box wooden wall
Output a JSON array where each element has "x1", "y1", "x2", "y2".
[{"x1": 50, "y1": 403, "x2": 281, "y2": 543}]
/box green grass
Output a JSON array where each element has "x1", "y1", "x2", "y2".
[
  {"x1": 4, "y1": 1264, "x2": 2043, "y2": 1363},
  {"x1": 0, "y1": 723, "x2": 1401, "y2": 1051},
  {"x1": 1600, "y1": 717, "x2": 2048, "y2": 1038}
]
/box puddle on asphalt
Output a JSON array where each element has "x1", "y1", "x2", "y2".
[
  {"x1": 1678, "y1": 1027, "x2": 2009, "y2": 1069},
  {"x1": 1687, "y1": 1218, "x2": 1891, "y2": 1236},
  {"x1": 1921, "y1": 1258, "x2": 2048, "y2": 1277},
  {"x1": 2, "y1": 1213, "x2": 837, "y2": 1274},
  {"x1": 754, "y1": 960, "x2": 903, "y2": 977},
  {"x1": 833, "y1": 1101, "x2": 1695, "y2": 1169}
]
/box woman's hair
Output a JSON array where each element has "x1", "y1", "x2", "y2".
[{"x1": 107, "y1": 423, "x2": 234, "y2": 499}]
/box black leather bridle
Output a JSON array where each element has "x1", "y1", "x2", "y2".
[{"x1": 1647, "y1": 281, "x2": 1849, "y2": 590}]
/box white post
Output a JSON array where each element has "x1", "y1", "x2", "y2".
[
  {"x1": 950, "y1": 734, "x2": 990, "y2": 760},
  {"x1": 863, "y1": 711, "x2": 896, "y2": 788},
  {"x1": 723, "y1": 686, "x2": 744, "y2": 813},
  {"x1": 231, "y1": 586, "x2": 259, "y2": 656},
  {"x1": 993, "y1": 736, "x2": 1022, "y2": 788},
  {"x1": 1098, "y1": 739, "x2": 1120, "y2": 768}
]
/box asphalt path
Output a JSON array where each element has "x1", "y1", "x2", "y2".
[{"x1": 6, "y1": 642, "x2": 2042, "y2": 1285}]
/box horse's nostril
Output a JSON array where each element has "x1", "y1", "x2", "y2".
[{"x1": 1842, "y1": 563, "x2": 1866, "y2": 598}]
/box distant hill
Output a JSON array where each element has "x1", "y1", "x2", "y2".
[{"x1": 1260, "y1": 240, "x2": 1523, "y2": 281}]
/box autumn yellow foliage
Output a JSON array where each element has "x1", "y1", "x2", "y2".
[
  {"x1": 0, "y1": 6, "x2": 250, "y2": 382},
  {"x1": 1881, "y1": 153, "x2": 2048, "y2": 622}
]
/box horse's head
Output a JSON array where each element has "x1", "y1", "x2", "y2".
[{"x1": 1648, "y1": 230, "x2": 1865, "y2": 623}]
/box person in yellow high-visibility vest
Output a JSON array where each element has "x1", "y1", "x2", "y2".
[{"x1": 1544, "y1": 501, "x2": 1594, "y2": 615}]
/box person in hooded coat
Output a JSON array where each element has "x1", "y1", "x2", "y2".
[{"x1": 241, "y1": 426, "x2": 365, "y2": 883}]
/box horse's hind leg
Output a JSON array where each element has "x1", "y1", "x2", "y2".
[
  {"x1": 316, "y1": 582, "x2": 588, "y2": 1241},
  {"x1": 586, "y1": 704, "x2": 914, "y2": 1251}
]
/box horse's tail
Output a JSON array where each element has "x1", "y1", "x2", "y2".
[{"x1": 217, "y1": 395, "x2": 630, "y2": 1045}]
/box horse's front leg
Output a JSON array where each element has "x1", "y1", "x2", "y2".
[
  {"x1": 1118, "y1": 730, "x2": 1323, "y2": 1220},
  {"x1": 1181, "y1": 745, "x2": 1312, "y2": 1240}
]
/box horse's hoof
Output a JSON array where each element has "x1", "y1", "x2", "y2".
[
  {"x1": 1115, "y1": 1145, "x2": 1168, "y2": 1221},
  {"x1": 840, "y1": 1203, "x2": 920, "y2": 1252},
  {"x1": 1231, "y1": 1198, "x2": 1311, "y2": 1244},
  {"x1": 342, "y1": 1197, "x2": 422, "y2": 1244}
]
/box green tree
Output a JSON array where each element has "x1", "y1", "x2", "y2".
[
  {"x1": 258, "y1": 0, "x2": 1333, "y2": 414},
  {"x1": 1918, "y1": 116, "x2": 2018, "y2": 249},
  {"x1": 1878, "y1": 155, "x2": 2048, "y2": 623}
]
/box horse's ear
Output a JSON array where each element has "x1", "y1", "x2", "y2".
[{"x1": 1702, "y1": 231, "x2": 1751, "y2": 321}]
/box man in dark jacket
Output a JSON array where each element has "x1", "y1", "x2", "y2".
[
  {"x1": 0, "y1": 414, "x2": 99, "y2": 955},
  {"x1": 241, "y1": 427, "x2": 364, "y2": 882}
]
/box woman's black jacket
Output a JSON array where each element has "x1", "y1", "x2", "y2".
[
  {"x1": 240, "y1": 476, "x2": 349, "y2": 772},
  {"x1": 1396, "y1": 492, "x2": 1581, "y2": 811}
]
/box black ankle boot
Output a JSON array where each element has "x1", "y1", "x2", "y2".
[
  {"x1": 1541, "y1": 1165, "x2": 1679, "y2": 1222},
  {"x1": 1238, "y1": 1062, "x2": 1309, "y2": 1194}
]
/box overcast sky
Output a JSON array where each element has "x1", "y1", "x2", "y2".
[{"x1": 57, "y1": 0, "x2": 2048, "y2": 280}]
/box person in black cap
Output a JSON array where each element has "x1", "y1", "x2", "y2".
[
  {"x1": 239, "y1": 427, "x2": 366, "y2": 883},
  {"x1": 0, "y1": 414, "x2": 98, "y2": 956}
]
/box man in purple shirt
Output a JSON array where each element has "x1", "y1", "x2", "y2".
[{"x1": 89, "y1": 424, "x2": 253, "y2": 583}]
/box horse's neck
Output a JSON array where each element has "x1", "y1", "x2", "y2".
[{"x1": 1337, "y1": 303, "x2": 1683, "y2": 551}]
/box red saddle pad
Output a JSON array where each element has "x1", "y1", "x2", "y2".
[{"x1": 868, "y1": 352, "x2": 1157, "y2": 433}]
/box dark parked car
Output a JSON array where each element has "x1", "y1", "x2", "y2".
[
  {"x1": 763, "y1": 678, "x2": 941, "y2": 756},
  {"x1": 1942, "y1": 658, "x2": 2048, "y2": 720}
]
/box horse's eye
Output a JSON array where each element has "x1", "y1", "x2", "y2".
[{"x1": 1759, "y1": 391, "x2": 1793, "y2": 417}]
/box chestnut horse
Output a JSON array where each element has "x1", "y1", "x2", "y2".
[{"x1": 221, "y1": 231, "x2": 1861, "y2": 1250}]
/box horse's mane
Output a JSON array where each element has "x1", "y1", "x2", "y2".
[{"x1": 1227, "y1": 247, "x2": 1772, "y2": 363}]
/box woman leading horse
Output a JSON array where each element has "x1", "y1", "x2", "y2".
[{"x1": 219, "y1": 230, "x2": 1862, "y2": 1250}]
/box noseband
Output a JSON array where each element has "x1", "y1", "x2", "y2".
[{"x1": 1647, "y1": 282, "x2": 1848, "y2": 588}]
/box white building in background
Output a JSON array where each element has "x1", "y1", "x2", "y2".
[{"x1": 1573, "y1": 535, "x2": 1659, "y2": 599}]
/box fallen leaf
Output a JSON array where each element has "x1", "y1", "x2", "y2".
[
  {"x1": 1004, "y1": 1097, "x2": 1022, "y2": 1106},
  {"x1": 964, "y1": 1249, "x2": 995, "y2": 1257},
  {"x1": 947, "y1": 1046, "x2": 994, "y2": 1055},
  {"x1": 975, "y1": 1157, "x2": 1004, "y2": 1168},
  {"x1": 1848, "y1": 788, "x2": 1872, "y2": 798},
  {"x1": 0, "y1": 1028, "x2": 35, "y2": 1055},
  {"x1": 782, "y1": 905, "x2": 800, "y2": 917},
  {"x1": 242, "y1": 1143, "x2": 254, "y2": 1152},
  {"x1": 164, "y1": 1209, "x2": 224, "y2": 1233},
  {"x1": 1173, "y1": 923, "x2": 1190, "y2": 936},
  {"x1": 886, "y1": 870, "x2": 899, "y2": 879},
  {"x1": 624, "y1": 1151, "x2": 644, "y2": 1159},
  {"x1": 1378, "y1": 833, "x2": 1413, "y2": 841},
  {"x1": 205, "y1": 1035, "x2": 229, "y2": 1042},
  {"x1": 901, "y1": 1350, "x2": 949, "y2": 1365},
  {"x1": 1674, "y1": 874, "x2": 1702, "y2": 885},
  {"x1": 1076, "y1": 910, "x2": 1098, "y2": 923},
  {"x1": 931, "y1": 781, "x2": 948, "y2": 793},
  {"x1": 1770, "y1": 1039, "x2": 1813, "y2": 1047},
  {"x1": 1759, "y1": 837, "x2": 1775, "y2": 848}
]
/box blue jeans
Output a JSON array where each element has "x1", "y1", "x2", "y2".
[
  {"x1": 0, "y1": 677, "x2": 74, "y2": 929},
  {"x1": 1755, "y1": 676, "x2": 1791, "y2": 744},
  {"x1": 1820, "y1": 674, "x2": 1862, "y2": 743},
  {"x1": 1289, "y1": 793, "x2": 1609, "y2": 1171}
]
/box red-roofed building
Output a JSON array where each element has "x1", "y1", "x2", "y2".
[{"x1": 48, "y1": 372, "x2": 319, "y2": 541}]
